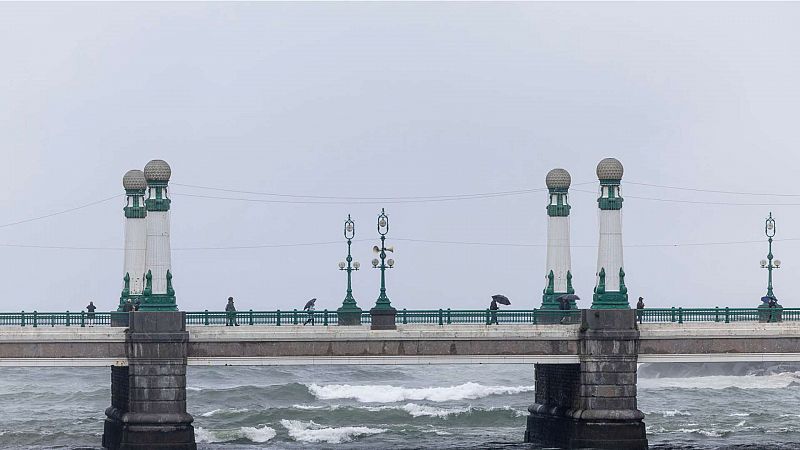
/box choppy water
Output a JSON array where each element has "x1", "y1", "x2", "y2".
[{"x1": 1, "y1": 365, "x2": 799, "y2": 449}]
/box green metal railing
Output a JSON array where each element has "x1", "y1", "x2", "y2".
[
  {"x1": 0, "y1": 311, "x2": 112, "y2": 327},
  {"x1": 637, "y1": 307, "x2": 797, "y2": 324},
  {"x1": 1, "y1": 308, "x2": 797, "y2": 327}
]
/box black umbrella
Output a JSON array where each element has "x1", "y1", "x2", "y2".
[
  {"x1": 491, "y1": 294, "x2": 511, "y2": 306},
  {"x1": 304, "y1": 298, "x2": 317, "y2": 310},
  {"x1": 557, "y1": 294, "x2": 580, "y2": 302}
]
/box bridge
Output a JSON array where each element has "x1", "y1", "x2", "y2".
[
  {"x1": 1, "y1": 308, "x2": 797, "y2": 449},
  {"x1": 0, "y1": 308, "x2": 797, "y2": 367},
  {"x1": 3, "y1": 158, "x2": 794, "y2": 450}
]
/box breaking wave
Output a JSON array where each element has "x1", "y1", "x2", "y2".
[
  {"x1": 280, "y1": 419, "x2": 386, "y2": 443},
  {"x1": 306, "y1": 382, "x2": 534, "y2": 403},
  {"x1": 194, "y1": 425, "x2": 276, "y2": 443},
  {"x1": 639, "y1": 372, "x2": 800, "y2": 390}
]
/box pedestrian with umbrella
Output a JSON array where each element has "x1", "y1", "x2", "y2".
[
  {"x1": 556, "y1": 294, "x2": 580, "y2": 324},
  {"x1": 303, "y1": 298, "x2": 316, "y2": 326},
  {"x1": 490, "y1": 294, "x2": 510, "y2": 325}
]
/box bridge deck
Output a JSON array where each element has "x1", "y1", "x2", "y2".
[{"x1": 1, "y1": 323, "x2": 798, "y2": 366}]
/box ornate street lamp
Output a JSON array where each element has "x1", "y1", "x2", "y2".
[
  {"x1": 760, "y1": 212, "x2": 781, "y2": 298},
  {"x1": 370, "y1": 208, "x2": 397, "y2": 330},
  {"x1": 337, "y1": 215, "x2": 362, "y2": 325}
]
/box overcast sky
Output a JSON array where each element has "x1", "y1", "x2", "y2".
[{"x1": 2, "y1": 2, "x2": 800, "y2": 312}]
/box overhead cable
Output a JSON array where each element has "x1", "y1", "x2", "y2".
[{"x1": 0, "y1": 194, "x2": 122, "y2": 229}]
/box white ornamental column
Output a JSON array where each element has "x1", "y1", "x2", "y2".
[
  {"x1": 120, "y1": 170, "x2": 148, "y2": 310},
  {"x1": 143, "y1": 159, "x2": 176, "y2": 311},
  {"x1": 592, "y1": 157, "x2": 629, "y2": 309},
  {"x1": 541, "y1": 168, "x2": 575, "y2": 309}
]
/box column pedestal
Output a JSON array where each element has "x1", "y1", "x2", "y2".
[
  {"x1": 370, "y1": 307, "x2": 397, "y2": 330},
  {"x1": 525, "y1": 309, "x2": 647, "y2": 450},
  {"x1": 102, "y1": 311, "x2": 196, "y2": 449}
]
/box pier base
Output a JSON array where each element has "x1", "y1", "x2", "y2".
[
  {"x1": 102, "y1": 312, "x2": 196, "y2": 449},
  {"x1": 525, "y1": 309, "x2": 648, "y2": 449}
]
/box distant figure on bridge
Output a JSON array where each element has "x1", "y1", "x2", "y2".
[
  {"x1": 225, "y1": 297, "x2": 239, "y2": 326},
  {"x1": 489, "y1": 300, "x2": 499, "y2": 324},
  {"x1": 86, "y1": 301, "x2": 96, "y2": 324},
  {"x1": 133, "y1": 299, "x2": 141, "y2": 311},
  {"x1": 636, "y1": 297, "x2": 645, "y2": 323},
  {"x1": 123, "y1": 299, "x2": 134, "y2": 312},
  {"x1": 489, "y1": 294, "x2": 510, "y2": 325},
  {"x1": 303, "y1": 298, "x2": 316, "y2": 326}
]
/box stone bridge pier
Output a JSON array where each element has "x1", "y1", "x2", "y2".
[
  {"x1": 103, "y1": 312, "x2": 196, "y2": 449},
  {"x1": 525, "y1": 309, "x2": 647, "y2": 449}
]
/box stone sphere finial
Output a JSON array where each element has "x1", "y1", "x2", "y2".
[
  {"x1": 144, "y1": 160, "x2": 172, "y2": 182},
  {"x1": 596, "y1": 158, "x2": 624, "y2": 181},
  {"x1": 122, "y1": 169, "x2": 147, "y2": 190},
  {"x1": 545, "y1": 168, "x2": 571, "y2": 189}
]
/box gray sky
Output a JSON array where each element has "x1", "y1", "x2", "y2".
[{"x1": 2, "y1": 2, "x2": 800, "y2": 312}]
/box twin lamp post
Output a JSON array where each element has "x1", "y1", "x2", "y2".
[{"x1": 336, "y1": 208, "x2": 397, "y2": 329}]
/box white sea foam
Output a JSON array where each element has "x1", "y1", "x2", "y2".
[
  {"x1": 241, "y1": 425, "x2": 277, "y2": 443},
  {"x1": 292, "y1": 402, "x2": 525, "y2": 418},
  {"x1": 292, "y1": 404, "x2": 328, "y2": 410},
  {"x1": 280, "y1": 419, "x2": 386, "y2": 443},
  {"x1": 306, "y1": 382, "x2": 534, "y2": 403},
  {"x1": 730, "y1": 413, "x2": 750, "y2": 417},
  {"x1": 675, "y1": 428, "x2": 724, "y2": 437},
  {"x1": 200, "y1": 407, "x2": 249, "y2": 417},
  {"x1": 186, "y1": 386, "x2": 203, "y2": 392},
  {"x1": 639, "y1": 372, "x2": 800, "y2": 390},
  {"x1": 193, "y1": 425, "x2": 276, "y2": 443},
  {"x1": 194, "y1": 427, "x2": 221, "y2": 443},
  {"x1": 643, "y1": 409, "x2": 691, "y2": 417}
]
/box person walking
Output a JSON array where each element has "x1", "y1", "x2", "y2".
[
  {"x1": 86, "y1": 301, "x2": 96, "y2": 325},
  {"x1": 303, "y1": 298, "x2": 316, "y2": 326},
  {"x1": 225, "y1": 297, "x2": 239, "y2": 326},
  {"x1": 489, "y1": 299, "x2": 499, "y2": 325},
  {"x1": 636, "y1": 297, "x2": 645, "y2": 322}
]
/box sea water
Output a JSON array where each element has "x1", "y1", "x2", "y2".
[{"x1": 0, "y1": 365, "x2": 799, "y2": 449}]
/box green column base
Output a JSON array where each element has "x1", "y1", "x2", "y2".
[
  {"x1": 138, "y1": 294, "x2": 179, "y2": 311},
  {"x1": 591, "y1": 292, "x2": 630, "y2": 309},
  {"x1": 118, "y1": 295, "x2": 145, "y2": 312},
  {"x1": 540, "y1": 293, "x2": 578, "y2": 310}
]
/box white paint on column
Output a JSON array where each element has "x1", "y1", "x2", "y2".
[
  {"x1": 123, "y1": 217, "x2": 147, "y2": 294},
  {"x1": 597, "y1": 208, "x2": 623, "y2": 291},
  {"x1": 146, "y1": 210, "x2": 171, "y2": 294},
  {"x1": 546, "y1": 215, "x2": 571, "y2": 292}
]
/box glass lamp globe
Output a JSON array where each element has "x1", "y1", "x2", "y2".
[
  {"x1": 774, "y1": 259, "x2": 782, "y2": 268},
  {"x1": 346, "y1": 223, "x2": 353, "y2": 232},
  {"x1": 760, "y1": 259, "x2": 768, "y2": 268},
  {"x1": 338, "y1": 261, "x2": 346, "y2": 269},
  {"x1": 768, "y1": 221, "x2": 775, "y2": 230},
  {"x1": 387, "y1": 258, "x2": 395, "y2": 267},
  {"x1": 372, "y1": 258, "x2": 380, "y2": 268},
  {"x1": 353, "y1": 261, "x2": 361, "y2": 269},
  {"x1": 379, "y1": 218, "x2": 387, "y2": 228}
]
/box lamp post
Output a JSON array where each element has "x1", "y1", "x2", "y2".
[
  {"x1": 760, "y1": 212, "x2": 781, "y2": 298},
  {"x1": 337, "y1": 215, "x2": 362, "y2": 325},
  {"x1": 370, "y1": 208, "x2": 397, "y2": 330}
]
